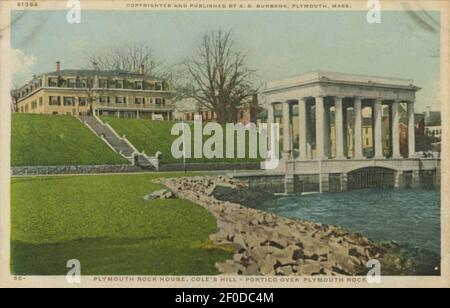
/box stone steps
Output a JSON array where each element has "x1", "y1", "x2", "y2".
[{"x1": 80, "y1": 116, "x2": 159, "y2": 170}]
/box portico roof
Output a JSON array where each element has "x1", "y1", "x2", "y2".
[{"x1": 264, "y1": 71, "x2": 420, "y2": 93}]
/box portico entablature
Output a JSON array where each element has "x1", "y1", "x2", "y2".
[{"x1": 264, "y1": 83, "x2": 416, "y2": 104}]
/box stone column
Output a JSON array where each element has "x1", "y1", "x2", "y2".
[
  {"x1": 407, "y1": 101, "x2": 416, "y2": 158},
  {"x1": 282, "y1": 101, "x2": 292, "y2": 160},
  {"x1": 392, "y1": 100, "x2": 401, "y2": 158},
  {"x1": 298, "y1": 98, "x2": 308, "y2": 160},
  {"x1": 324, "y1": 104, "x2": 332, "y2": 158},
  {"x1": 315, "y1": 96, "x2": 326, "y2": 160},
  {"x1": 374, "y1": 99, "x2": 384, "y2": 159},
  {"x1": 267, "y1": 101, "x2": 275, "y2": 151},
  {"x1": 306, "y1": 102, "x2": 313, "y2": 159},
  {"x1": 335, "y1": 96, "x2": 346, "y2": 159},
  {"x1": 354, "y1": 98, "x2": 364, "y2": 159},
  {"x1": 343, "y1": 107, "x2": 349, "y2": 158}
]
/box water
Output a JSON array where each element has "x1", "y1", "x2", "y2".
[{"x1": 258, "y1": 189, "x2": 441, "y2": 255}]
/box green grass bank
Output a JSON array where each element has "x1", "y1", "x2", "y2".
[
  {"x1": 11, "y1": 173, "x2": 231, "y2": 275},
  {"x1": 102, "y1": 117, "x2": 262, "y2": 164},
  {"x1": 12, "y1": 114, "x2": 127, "y2": 166}
]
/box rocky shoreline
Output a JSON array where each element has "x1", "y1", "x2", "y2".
[{"x1": 160, "y1": 176, "x2": 395, "y2": 276}]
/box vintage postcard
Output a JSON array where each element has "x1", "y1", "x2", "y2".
[{"x1": 0, "y1": 0, "x2": 449, "y2": 290}]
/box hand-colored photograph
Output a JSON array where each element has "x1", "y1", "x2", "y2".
[{"x1": 1, "y1": 0, "x2": 448, "y2": 289}]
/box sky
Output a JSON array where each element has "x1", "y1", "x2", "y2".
[{"x1": 11, "y1": 10, "x2": 441, "y2": 112}]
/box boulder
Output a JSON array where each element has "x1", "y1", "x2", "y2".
[
  {"x1": 296, "y1": 261, "x2": 321, "y2": 276},
  {"x1": 143, "y1": 189, "x2": 175, "y2": 201},
  {"x1": 216, "y1": 260, "x2": 246, "y2": 275},
  {"x1": 276, "y1": 265, "x2": 294, "y2": 276},
  {"x1": 242, "y1": 263, "x2": 261, "y2": 276}
]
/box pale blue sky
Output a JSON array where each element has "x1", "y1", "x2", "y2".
[{"x1": 11, "y1": 10, "x2": 440, "y2": 111}]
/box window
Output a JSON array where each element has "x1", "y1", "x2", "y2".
[
  {"x1": 25, "y1": 105, "x2": 29, "y2": 112},
  {"x1": 135, "y1": 97, "x2": 144, "y2": 104},
  {"x1": 116, "y1": 80, "x2": 124, "y2": 89},
  {"x1": 155, "y1": 98, "x2": 162, "y2": 105},
  {"x1": 99, "y1": 96, "x2": 110, "y2": 104},
  {"x1": 64, "y1": 97, "x2": 75, "y2": 106},
  {"x1": 79, "y1": 97, "x2": 88, "y2": 106},
  {"x1": 39, "y1": 97, "x2": 43, "y2": 106},
  {"x1": 67, "y1": 79, "x2": 76, "y2": 88},
  {"x1": 116, "y1": 96, "x2": 126, "y2": 104},
  {"x1": 155, "y1": 82, "x2": 162, "y2": 91},
  {"x1": 49, "y1": 96, "x2": 61, "y2": 106},
  {"x1": 48, "y1": 78, "x2": 58, "y2": 87},
  {"x1": 78, "y1": 79, "x2": 87, "y2": 88},
  {"x1": 99, "y1": 79, "x2": 108, "y2": 88},
  {"x1": 31, "y1": 101, "x2": 37, "y2": 110},
  {"x1": 135, "y1": 81, "x2": 143, "y2": 90}
]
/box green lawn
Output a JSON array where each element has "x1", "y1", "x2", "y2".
[
  {"x1": 12, "y1": 114, "x2": 127, "y2": 166},
  {"x1": 11, "y1": 173, "x2": 231, "y2": 275},
  {"x1": 102, "y1": 117, "x2": 262, "y2": 164}
]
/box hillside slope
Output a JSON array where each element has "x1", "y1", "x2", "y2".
[{"x1": 12, "y1": 114, "x2": 127, "y2": 166}]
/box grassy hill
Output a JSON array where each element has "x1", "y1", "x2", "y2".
[
  {"x1": 102, "y1": 117, "x2": 262, "y2": 164},
  {"x1": 12, "y1": 114, "x2": 127, "y2": 166},
  {"x1": 11, "y1": 173, "x2": 230, "y2": 275}
]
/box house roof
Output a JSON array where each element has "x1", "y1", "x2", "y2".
[
  {"x1": 46, "y1": 69, "x2": 158, "y2": 80},
  {"x1": 425, "y1": 111, "x2": 441, "y2": 127}
]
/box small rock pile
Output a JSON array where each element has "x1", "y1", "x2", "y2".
[{"x1": 162, "y1": 176, "x2": 386, "y2": 276}]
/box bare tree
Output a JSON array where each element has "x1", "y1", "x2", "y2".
[
  {"x1": 176, "y1": 30, "x2": 256, "y2": 124},
  {"x1": 10, "y1": 88, "x2": 20, "y2": 112},
  {"x1": 87, "y1": 44, "x2": 171, "y2": 80},
  {"x1": 82, "y1": 76, "x2": 98, "y2": 116}
]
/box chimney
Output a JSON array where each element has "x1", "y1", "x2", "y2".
[
  {"x1": 93, "y1": 62, "x2": 99, "y2": 70},
  {"x1": 140, "y1": 64, "x2": 145, "y2": 75},
  {"x1": 56, "y1": 61, "x2": 61, "y2": 72}
]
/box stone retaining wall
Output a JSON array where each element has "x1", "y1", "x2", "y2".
[
  {"x1": 11, "y1": 165, "x2": 143, "y2": 176},
  {"x1": 11, "y1": 162, "x2": 262, "y2": 176}
]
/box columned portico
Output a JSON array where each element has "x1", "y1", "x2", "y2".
[
  {"x1": 264, "y1": 71, "x2": 420, "y2": 163},
  {"x1": 259, "y1": 71, "x2": 433, "y2": 194},
  {"x1": 268, "y1": 96, "x2": 418, "y2": 163}
]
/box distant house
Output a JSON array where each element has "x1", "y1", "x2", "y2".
[
  {"x1": 425, "y1": 111, "x2": 442, "y2": 141},
  {"x1": 179, "y1": 94, "x2": 260, "y2": 125},
  {"x1": 12, "y1": 61, "x2": 174, "y2": 120},
  {"x1": 424, "y1": 111, "x2": 442, "y2": 152}
]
